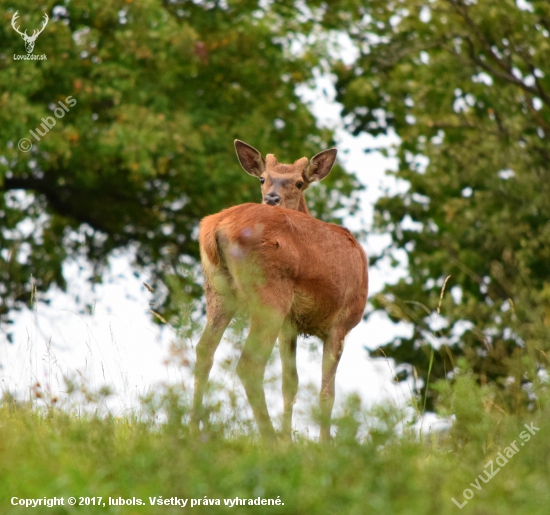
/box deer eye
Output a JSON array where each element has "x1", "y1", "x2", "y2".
[
  {"x1": 296, "y1": 181, "x2": 304, "y2": 189},
  {"x1": 260, "y1": 177, "x2": 265, "y2": 184}
]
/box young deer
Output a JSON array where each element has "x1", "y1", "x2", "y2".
[{"x1": 191, "y1": 140, "x2": 368, "y2": 441}]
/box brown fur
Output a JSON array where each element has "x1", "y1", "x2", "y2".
[
  {"x1": 260, "y1": 155, "x2": 311, "y2": 213},
  {"x1": 201, "y1": 204, "x2": 366, "y2": 336},
  {"x1": 191, "y1": 143, "x2": 368, "y2": 442}
]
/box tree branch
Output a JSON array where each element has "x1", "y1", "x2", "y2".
[{"x1": 3, "y1": 176, "x2": 113, "y2": 235}]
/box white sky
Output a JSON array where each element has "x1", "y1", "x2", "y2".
[{"x1": 0, "y1": 59, "x2": 440, "y2": 437}]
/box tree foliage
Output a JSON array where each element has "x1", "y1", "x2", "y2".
[
  {"x1": 333, "y1": 0, "x2": 550, "y2": 409},
  {"x1": 0, "y1": 0, "x2": 360, "y2": 324}
]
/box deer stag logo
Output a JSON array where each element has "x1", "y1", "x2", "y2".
[{"x1": 11, "y1": 11, "x2": 49, "y2": 54}]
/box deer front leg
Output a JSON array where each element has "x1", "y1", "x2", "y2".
[
  {"x1": 279, "y1": 322, "x2": 298, "y2": 440},
  {"x1": 319, "y1": 328, "x2": 346, "y2": 442}
]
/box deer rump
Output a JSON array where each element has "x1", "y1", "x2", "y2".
[{"x1": 200, "y1": 203, "x2": 368, "y2": 337}]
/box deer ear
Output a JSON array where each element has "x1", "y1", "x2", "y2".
[
  {"x1": 235, "y1": 140, "x2": 265, "y2": 178},
  {"x1": 304, "y1": 148, "x2": 337, "y2": 182}
]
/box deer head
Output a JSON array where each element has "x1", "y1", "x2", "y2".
[
  {"x1": 234, "y1": 140, "x2": 337, "y2": 214},
  {"x1": 12, "y1": 11, "x2": 49, "y2": 54}
]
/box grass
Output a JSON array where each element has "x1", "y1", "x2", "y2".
[
  {"x1": 2, "y1": 277, "x2": 549, "y2": 514},
  {"x1": 1, "y1": 370, "x2": 550, "y2": 515}
]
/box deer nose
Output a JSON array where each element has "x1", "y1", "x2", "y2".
[{"x1": 264, "y1": 193, "x2": 281, "y2": 206}]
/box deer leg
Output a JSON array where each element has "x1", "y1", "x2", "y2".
[
  {"x1": 319, "y1": 328, "x2": 346, "y2": 442},
  {"x1": 236, "y1": 311, "x2": 283, "y2": 441},
  {"x1": 191, "y1": 283, "x2": 235, "y2": 432},
  {"x1": 279, "y1": 322, "x2": 298, "y2": 439}
]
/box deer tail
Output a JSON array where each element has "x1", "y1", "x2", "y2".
[{"x1": 199, "y1": 214, "x2": 222, "y2": 269}]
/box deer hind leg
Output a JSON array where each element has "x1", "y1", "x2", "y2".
[
  {"x1": 279, "y1": 322, "x2": 298, "y2": 439},
  {"x1": 191, "y1": 280, "x2": 236, "y2": 432},
  {"x1": 319, "y1": 326, "x2": 347, "y2": 442},
  {"x1": 236, "y1": 303, "x2": 286, "y2": 441}
]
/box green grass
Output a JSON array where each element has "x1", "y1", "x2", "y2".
[{"x1": 1, "y1": 372, "x2": 550, "y2": 514}]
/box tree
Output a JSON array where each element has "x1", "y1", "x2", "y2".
[
  {"x1": 0, "y1": 0, "x2": 360, "y2": 327},
  {"x1": 332, "y1": 0, "x2": 550, "y2": 410}
]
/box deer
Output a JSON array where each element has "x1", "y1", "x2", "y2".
[
  {"x1": 190, "y1": 140, "x2": 368, "y2": 442},
  {"x1": 11, "y1": 11, "x2": 49, "y2": 54}
]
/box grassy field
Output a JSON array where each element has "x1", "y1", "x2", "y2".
[{"x1": 1, "y1": 372, "x2": 549, "y2": 515}]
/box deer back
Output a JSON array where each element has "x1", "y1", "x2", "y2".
[{"x1": 200, "y1": 203, "x2": 368, "y2": 337}]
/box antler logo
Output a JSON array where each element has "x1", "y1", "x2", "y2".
[{"x1": 11, "y1": 10, "x2": 49, "y2": 54}]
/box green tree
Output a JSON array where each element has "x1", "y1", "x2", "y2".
[
  {"x1": 0, "y1": 0, "x2": 360, "y2": 326},
  {"x1": 333, "y1": 0, "x2": 550, "y2": 410}
]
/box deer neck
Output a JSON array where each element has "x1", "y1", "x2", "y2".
[{"x1": 297, "y1": 194, "x2": 310, "y2": 215}]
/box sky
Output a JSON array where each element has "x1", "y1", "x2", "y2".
[{"x1": 0, "y1": 49, "x2": 446, "y2": 437}]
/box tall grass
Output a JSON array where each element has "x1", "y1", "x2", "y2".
[
  {"x1": 1, "y1": 368, "x2": 549, "y2": 515},
  {"x1": 2, "y1": 277, "x2": 549, "y2": 514}
]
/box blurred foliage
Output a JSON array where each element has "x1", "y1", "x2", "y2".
[
  {"x1": 0, "y1": 0, "x2": 361, "y2": 325},
  {"x1": 330, "y1": 0, "x2": 550, "y2": 409}
]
